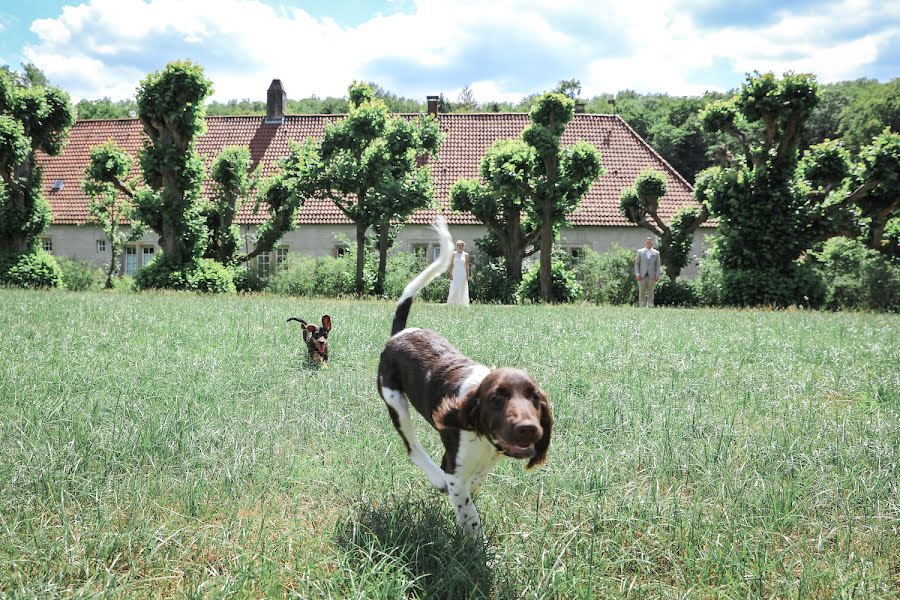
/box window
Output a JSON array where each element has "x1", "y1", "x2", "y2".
[
  {"x1": 275, "y1": 245, "x2": 289, "y2": 266},
  {"x1": 142, "y1": 246, "x2": 155, "y2": 267},
  {"x1": 41, "y1": 238, "x2": 53, "y2": 253},
  {"x1": 562, "y1": 246, "x2": 583, "y2": 260},
  {"x1": 333, "y1": 245, "x2": 349, "y2": 258},
  {"x1": 411, "y1": 243, "x2": 428, "y2": 260},
  {"x1": 432, "y1": 245, "x2": 442, "y2": 261},
  {"x1": 96, "y1": 239, "x2": 107, "y2": 253},
  {"x1": 256, "y1": 252, "x2": 270, "y2": 275},
  {"x1": 124, "y1": 247, "x2": 138, "y2": 276}
]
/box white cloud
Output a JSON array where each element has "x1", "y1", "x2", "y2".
[{"x1": 19, "y1": 0, "x2": 900, "y2": 103}]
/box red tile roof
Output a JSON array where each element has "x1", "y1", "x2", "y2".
[{"x1": 38, "y1": 113, "x2": 707, "y2": 227}]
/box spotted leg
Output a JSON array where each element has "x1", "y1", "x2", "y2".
[{"x1": 380, "y1": 385, "x2": 448, "y2": 493}]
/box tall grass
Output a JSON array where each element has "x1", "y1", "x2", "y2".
[{"x1": 0, "y1": 289, "x2": 897, "y2": 597}]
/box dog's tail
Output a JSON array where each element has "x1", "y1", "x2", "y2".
[
  {"x1": 286, "y1": 317, "x2": 308, "y2": 325},
  {"x1": 391, "y1": 215, "x2": 453, "y2": 336}
]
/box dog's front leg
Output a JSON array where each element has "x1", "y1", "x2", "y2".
[{"x1": 446, "y1": 474, "x2": 481, "y2": 534}]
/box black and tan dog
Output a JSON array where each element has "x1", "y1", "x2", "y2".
[{"x1": 287, "y1": 316, "x2": 332, "y2": 364}]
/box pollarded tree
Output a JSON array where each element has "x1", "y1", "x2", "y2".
[
  {"x1": 698, "y1": 71, "x2": 900, "y2": 305},
  {"x1": 450, "y1": 138, "x2": 540, "y2": 288},
  {"x1": 619, "y1": 168, "x2": 708, "y2": 281},
  {"x1": 524, "y1": 93, "x2": 604, "y2": 302},
  {"x1": 83, "y1": 142, "x2": 147, "y2": 288},
  {"x1": 0, "y1": 68, "x2": 74, "y2": 287},
  {"x1": 285, "y1": 82, "x2": 442, "y2": 296},
  {"x1": 695, "y1": 72, "x2": 823, "y2": 305},
  {"x1": 800, "y1": 129, "x2": 900, "y2": 251},
  {"x1": 84, "y1": 62, "x2": 307, "y2": 290}
]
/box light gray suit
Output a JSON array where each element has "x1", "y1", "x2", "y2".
[{"x1": 634, "y1": 247, "x2": 661, "y2": 307}]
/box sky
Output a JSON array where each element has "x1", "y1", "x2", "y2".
[{"x1": 0, "y1": 0, "x2": 897, "y2": 103}]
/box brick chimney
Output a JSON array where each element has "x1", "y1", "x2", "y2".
[
  {"x1": 574, "y1": 99, "x2": 586, "y2": 114},
  {"x1": 426, "y1": 95, "x2": 439, "y2": 118},
  {"x1": 266, "y1": 79, "x2": 286, "y2": 124}
]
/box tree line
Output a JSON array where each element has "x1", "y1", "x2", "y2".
[{"x1": 1, "y1": 61, "x2": 897, "y2": 307}]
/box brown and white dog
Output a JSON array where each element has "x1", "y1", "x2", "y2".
[
  {"x1": 287, "y1": 316, "x2": 332, "y2": 364},
  {"x1": 377, "y1": 216, "x2": 552, "y2": 535}
]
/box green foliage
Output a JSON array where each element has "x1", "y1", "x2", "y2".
[
  {"x1": 287, "y1": 81, "x2": 442, "y2": 295},
  {"x1": 799, "y1": 139, "x2": 851, "y2": 188},
  {"x1": 206, "y1": 146, "x2": 257, "y2": 265},
  {"x1": 135, "y1": 254, "x2": 235, "y2": 293},
  {"x1": 840, "y1": 78, "x2": 900, "y2": 152},
  {"x1": 469, "y1": 255, "x2": 518, "y2": 304},
  {"x1": 620, "y1": 168, "x2": 706, "y2": 280},
  {"x1": 0, "y1": 68, "x2": 73, "y2": 285},
  {"x1": 56, "y1": 257, "x2": 104, "y2": 291},
  {"x1": 0, "y1": 248, "x2": 63, "y2": 288},
  {"x1": 653, "y1": 275, "x2": 700, "y2": 307},
  {"x1": 698, "y1": 72, "x2": 829, "y2": 306},
  {"x1": 382, "y1": 251, "x2": 450, "y2": 302},
  {"x1": 812, "y1": 237, "x2": 900, "y2": 311},
  {"x1": 75, "y1": 97, "x2": 137, "y2": 119},
  {"x1": 265, "y1": 254, "x2": 356, "y2": 298},
  {"x1": 694, "y1": 244, "x2": 724, "y2": 306},
  {"x1": 519, "y1": 254, "x2": 582, "y2": 303},
  {"x1": 572, "y1": 244, "x2": 637, "y2": 305}
]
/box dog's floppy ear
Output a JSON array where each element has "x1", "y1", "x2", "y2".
[
  {"x1": 434, "y1": 388, "x2": 481, "y2": 432},
  {"x1": 527, "y1": 388, "x2": 553, "y2": 469},
  {"x1": 321, "y1": 315, "x2": 332, "y2": 331}
]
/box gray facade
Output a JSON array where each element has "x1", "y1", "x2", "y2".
[{"x1": 45, "y1": 223, "x2": 712, "y2": 278}]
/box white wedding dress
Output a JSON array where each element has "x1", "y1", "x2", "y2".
[{"x1": 446, "y1": 251, "x2": 470, "y2": 305}]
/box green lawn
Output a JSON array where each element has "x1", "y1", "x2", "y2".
[{"x1": 0, "y1": 288, "x2": 897, "y2": 598}]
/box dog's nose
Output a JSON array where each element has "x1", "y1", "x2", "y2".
[{"x1": 514, "y1": 423, "x2": 540, "y2": 442}]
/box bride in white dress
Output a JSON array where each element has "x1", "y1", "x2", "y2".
[{"x1": 447, "y1": 240, "x2": 470, "y2": 305}]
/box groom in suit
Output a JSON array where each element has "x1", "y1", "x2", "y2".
[{"x1": 634, "y1": 237, "x2": 661, "y2": 307}]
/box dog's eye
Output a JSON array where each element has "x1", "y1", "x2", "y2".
[{"x1": 490, "y1": 391, "x2": 506, "y2": 405}]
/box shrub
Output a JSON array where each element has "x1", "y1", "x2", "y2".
[
  {"x1": 266, "y1": 253, "x2": 358, "y2": 297},
  {"x1": 694, "y1": 245, "x2": 724, "y2": 306},
  {"x1": 469, "y1": 254, "x2": 518, "y2": 304},
  {"x1": 383, "y1": 252, "x2": 451, "y2": 302},
  {"x1": 0, "y1": 249, "x2": 63, "y2": 288},
  {"x1": 573, "y1": 244, "x2": 636, "y2": 305},
  {"x1": 654, "y1": 275, "x2": 700, "y2": 307},
  {"x1": 519, "y1": 255, "x2": 582, "y2": 303},
  {"x1": 56, "y1": 257, "x2": 104, "y2": 291},
  {"x1": 233, "y1": 267, "x2": 267, "y2": 293},
  {"x1": 135, "y1": 255, "x2": 235, "y2": 293},
  {"x1": 813, "y1": 237, "x2": 900, "y2": 311}
]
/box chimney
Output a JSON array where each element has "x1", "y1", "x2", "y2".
[
  {"x1": 426, "y1": 95, "x2": 439, "y2": 118},
  {"x1": 574, "y1": 99, "x2": 586, "y2": 114},
  {"x1": 266, "y1": 79, "x2": 286, "y2": 124}
]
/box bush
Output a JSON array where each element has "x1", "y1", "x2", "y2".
[
  {"x1": 383, "y1": 252, "x2": 450, "y2": 302},
  {"x1": 654, "y1": 275, "x2": 700, "y2": 307},
  {"x1": 519, "y1": 255, "x2": 582, "y2": 303},
  {"x1": 233, "y1": 267, "x2": 267, "y2": 293},
  {"x1": 573, "y1": 244, "x2": 636, "y2": 305},
  {"x1": 0, "y1": 249, "x2": 63, "y2": 288},
  {"x1": 135, "y1": 255, "x2": 235, "y2": 293},
  {"x1": 813, "y1": 237, "x2": 900, "y2": 311},
  {"x1": 694, "y1": 245, "x2": 724, "y2": 306},
  {"x1": 469, "y1": 255, "x2": 518, "y2": 304},
  {"x1": 56, "y1": 257, "x2": 104, "y2": 291},
  {"x1": 266, "y1": 253, "x2": 357, "y2": 297}
]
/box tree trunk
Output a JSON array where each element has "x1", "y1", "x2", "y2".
[
  {"x1": 375, "y1": 222, "x2": 390, "y2": 296},
  {"x1": 539, "y1": 199, "x2": 553, "y2": 302},
  {"x1": 355, "y1": 221, "x2": 367, "y2": 297},
  {"x1": 105, "y1": 244, "x2": 119, "y2": 289}
]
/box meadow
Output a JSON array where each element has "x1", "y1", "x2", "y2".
[{"x1": 0, "y1": 288, "x2": 897, "y2": 598}]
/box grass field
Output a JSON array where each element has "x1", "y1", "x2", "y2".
[{"x1": 0, "y1": 288, "x2": 897, "y2": 598}]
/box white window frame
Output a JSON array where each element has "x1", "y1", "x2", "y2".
[
  {"x1": 96, "y1": 239, "x2": 107, "y2": 253},
  {"x1": 142, "y1": 246, "x2": 155, "y2": 267},
  {"x1": 41, "y1": 238, "x2": 53, "y2": 253},
  {"x1": 275, "y1": 245, "x2": 289, "y2": 266},
  {"x1": 124, "y1": 246, "x2": 138, "y2": 276}
]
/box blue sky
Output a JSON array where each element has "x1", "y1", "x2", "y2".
[{"x1": 0, "y1": 0, "x2": 897, "y2": 103}]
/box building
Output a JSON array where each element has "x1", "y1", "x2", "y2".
[{"x1": 36, "y1": 81, "x2": 713, "y2": 277}]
